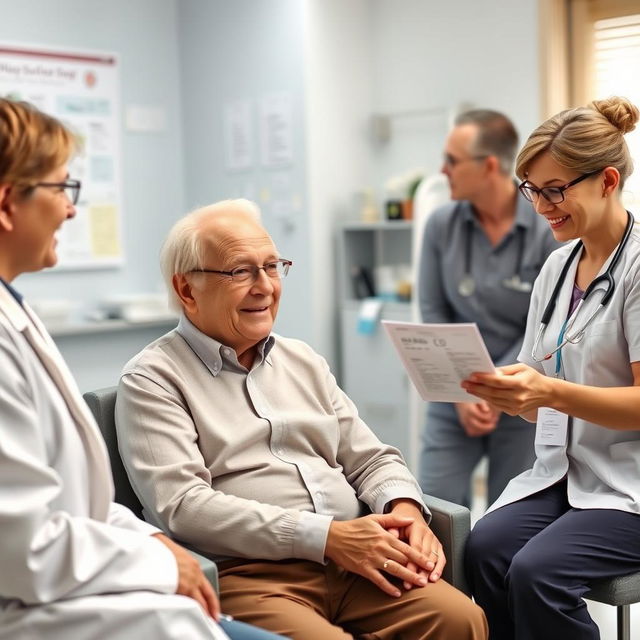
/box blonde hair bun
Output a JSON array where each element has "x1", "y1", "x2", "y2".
[{"x1": 591, "y1": 96, "x2": 639, "y2": 134}]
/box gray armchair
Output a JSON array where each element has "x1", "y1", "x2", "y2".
[
  {"x1": 423, "y1": 493, "x2": 470, "y2": 595},
  {"x1": 83, "y1": 386, "x2": 472, "y2": 596},
  {"x1": 83, "y1": 386, "x2": 219, "y2": 591}
]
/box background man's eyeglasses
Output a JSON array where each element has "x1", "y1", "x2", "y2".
[
  {"x1": 518, "y1": 169, "x2": 601, "y2": 205},
  {"x1": 191, "y1": 259, "x2": 293, "y2": 282},
  {"x1": 443, "y1": 153, "x2": 489, "y2": 168},
  {"x1": 33, "y1": 179, "x2": 82, "y2": 205}
]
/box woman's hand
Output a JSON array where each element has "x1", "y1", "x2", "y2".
[
  {"x1": 153, "y1": 533, "x2": 220, "y2": 620},
  {"x1": 461, "y1": 363, "x2": 554, "y2": 416}
]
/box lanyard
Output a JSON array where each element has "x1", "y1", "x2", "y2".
[{"x1": 555, "y1": 318, "x2": 569, "y2": 378}]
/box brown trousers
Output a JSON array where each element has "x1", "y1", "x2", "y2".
[{"x1": 219, "y1": 559, "x2": 487, "y2": 640}]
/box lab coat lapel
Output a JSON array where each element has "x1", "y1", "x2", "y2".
[{"x1": 15, "y1": 297, "x2": 112, "y2": 520}]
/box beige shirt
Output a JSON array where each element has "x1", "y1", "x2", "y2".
[{"x1": 116, "y1": 315, "x2": 427, "y2": 564}]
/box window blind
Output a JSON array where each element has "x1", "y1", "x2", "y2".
[{"x1": 593, "y1": 12, "x2": 640, "y2": 208}]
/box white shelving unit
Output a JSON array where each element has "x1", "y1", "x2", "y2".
[{"x1": 337, "y1": 220, "x2": 414, "y2": 461}]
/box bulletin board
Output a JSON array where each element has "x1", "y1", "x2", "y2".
[{"x1": 0, "y1": 43, "x2": 124, "y2": 269}]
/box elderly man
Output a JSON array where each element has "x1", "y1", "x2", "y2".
[
  {"x1": 116, "y1": 199, "x2": 486, "y2": 640},
  {"x1": 418, "y1": 110, "x2": 560, "y2": 508}
]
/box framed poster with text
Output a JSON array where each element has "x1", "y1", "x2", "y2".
[{"x1": 0, "y1": 43, "x2": 123, "y2": 269}]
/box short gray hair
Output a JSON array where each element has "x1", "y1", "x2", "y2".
[
  {"x1": 160, "y1": 198, "x2": 262, "y2": 311},
  {"x1": 454, "y1": 109, "x2": 519, "y2": 175}
]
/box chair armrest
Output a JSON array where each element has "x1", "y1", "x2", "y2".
[
  {"x1": 186, "y1": 548, "x2": 219, "y2": 593},
  {"x1": 423, "y1": 493, "x2": 471, "y2": 595}
]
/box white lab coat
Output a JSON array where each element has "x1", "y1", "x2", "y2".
[
  {"x1": 487, "y1": 220, "x2": 640, "y2": 515},
  {"x1": 0, "y1": 285, "x2": 227, "y2": 640}
]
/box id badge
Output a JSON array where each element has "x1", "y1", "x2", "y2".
[{"x1": 535, "y1": 407, "x2": 568, "y2": 446}]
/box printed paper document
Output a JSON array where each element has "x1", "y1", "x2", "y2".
[{"x1": 383, "y1": 321, "x2": 495, "y2": 403}]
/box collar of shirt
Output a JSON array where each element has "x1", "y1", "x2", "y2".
[
  {"x1": 0, "y1": 276, "x2": 24, "y2": 306},
  {"x1": 176, "y1": 312, "x2": 275, "y2": 377},
  {"x1": 460, "y1": 187, "x2": 534, "y2": 232}
]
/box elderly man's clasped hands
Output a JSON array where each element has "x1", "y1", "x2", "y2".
[{"x1": 325, "y1": 499, "x2": 445, "y2": 598}]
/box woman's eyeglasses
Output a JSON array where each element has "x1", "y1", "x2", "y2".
[
  {"x1": 518, "y1": 169, "x2": 601, "y2": 205},
  {"x1": 32, "y1": 179, "x2": 82, "y2": 205}
]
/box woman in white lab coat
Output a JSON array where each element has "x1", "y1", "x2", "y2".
[
  {"x1": 0, "y1": 99, "x2": 282, "y2": 640},
  {"x1": 463, "y1": 96, "x2": 640, "y2": 640}
]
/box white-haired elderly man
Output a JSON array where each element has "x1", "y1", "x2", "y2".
[{"x1": 116, "y1": 199, "x2": 487, "y2": 640}]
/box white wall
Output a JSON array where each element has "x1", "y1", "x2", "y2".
[
  {"x1": 303, "y1": 0, "x2": 541, "y2": 367},
  {"x1": 369, "y1": 0, "x2": 541, "y2": 198},
  {"x1": 304, "y1": 0, "x2": 375, "y2": 367},
  {"x1": 0, "y1": 0, "x2": 544, "y2": 385}
]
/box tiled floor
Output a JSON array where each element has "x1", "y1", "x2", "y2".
[{"x1": 469, "y1": 462, "x2": 639, "y2": 640}]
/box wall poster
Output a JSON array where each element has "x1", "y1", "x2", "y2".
[{"x1": 0, "y1": 43, "x2": 123, "y2": 269}]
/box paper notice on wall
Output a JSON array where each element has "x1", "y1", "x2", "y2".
[
  {"x1": 224, "y1": 100, "x2": 253, "y2": 170},
  {"x1": 259, "y1": 92, "x2": 293, "y2": 167},
  {"x1": 89, "y1": 205, "x2": 121, "y2": 257}
]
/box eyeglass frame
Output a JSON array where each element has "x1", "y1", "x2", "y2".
[
  {"x1": 518, "y1": 169, "x2": 601, "y2": 205},
  {"x1": 443, "y1": 153, "x2": 489, "y2": 169},
  {"x1": 31, "y1": 179, "x2": 82, "y2": 205},
  {"x1": 190, "y1": 258, "x2": 293, "y2": 282}
]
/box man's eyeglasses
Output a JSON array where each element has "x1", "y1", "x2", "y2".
[
  {"x1": 191, "y1": 259, "x2": 293, "y2": 283},
  {"x1": 33, "y1": 179, "x2": 82, "y2": 205},
  {"x1": 443, "y1": 153, "x2": 488, "y2": 169},
  {"x1": 518, "y1": 169, "x2": 601, "y2": 205}
]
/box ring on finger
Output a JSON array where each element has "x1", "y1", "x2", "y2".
[{"x1": 383, "y1": 559, "x2": 391, "y2": 570}]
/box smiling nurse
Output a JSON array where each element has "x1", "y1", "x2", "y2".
[{"x1": 463, "y1": 96, "x2": 640, "y2": 640}]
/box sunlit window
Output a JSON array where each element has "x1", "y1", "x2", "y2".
[
  {"x1": 593, "y1": 12, "x2": 640, "y2": 209},
  {"x1": 540, "y1": 1, "x2": 640, "y2": 209}
]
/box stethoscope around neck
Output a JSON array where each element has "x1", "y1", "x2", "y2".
[
  {"x1": 458, "y1": 215, "x2": 532, "y2": 297},
  {"x1": 531, "y1": 209, "x2": 635, "y2": 363}
]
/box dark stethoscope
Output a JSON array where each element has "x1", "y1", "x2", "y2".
[
  {"x1": 531, "y1": 209, "x2": 635, "y2": 362},
  {"x1": 458, "y1": 216, "x2": 532, "y2": 297}
]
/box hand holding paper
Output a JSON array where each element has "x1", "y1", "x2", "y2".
[{"x1": 461, "y1": 361, "x2": 553, "y2": 419}]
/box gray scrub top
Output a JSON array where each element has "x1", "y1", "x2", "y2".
[
  {"x1": 488, "y1": 219, "x2": 640, "y2": 515},
  {"x1": 418, "y1": 192, "x2": 560, "y2": 367}
]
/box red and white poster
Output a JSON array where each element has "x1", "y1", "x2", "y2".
[{"x1": 0, "y1": 43, "x2": 123, "y2": 269}]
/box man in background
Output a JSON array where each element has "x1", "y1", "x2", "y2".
[{"x1": 418, "y1": 110, "x2": 560, "y2": 508}]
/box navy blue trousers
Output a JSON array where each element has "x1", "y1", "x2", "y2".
[{"x1": 465, "y1": 480, "x2": 640, "y2": 640}]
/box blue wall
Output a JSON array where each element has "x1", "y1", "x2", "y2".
[
  {"x1": 0, "y1": 0, "x2": 186, "y2": 309},
  {"x1": 1, "y1": 0, "x2": 314, "y2": 348},
  {"x1": 177, "y1": 0, "x2": 312, "y2": 344}
]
